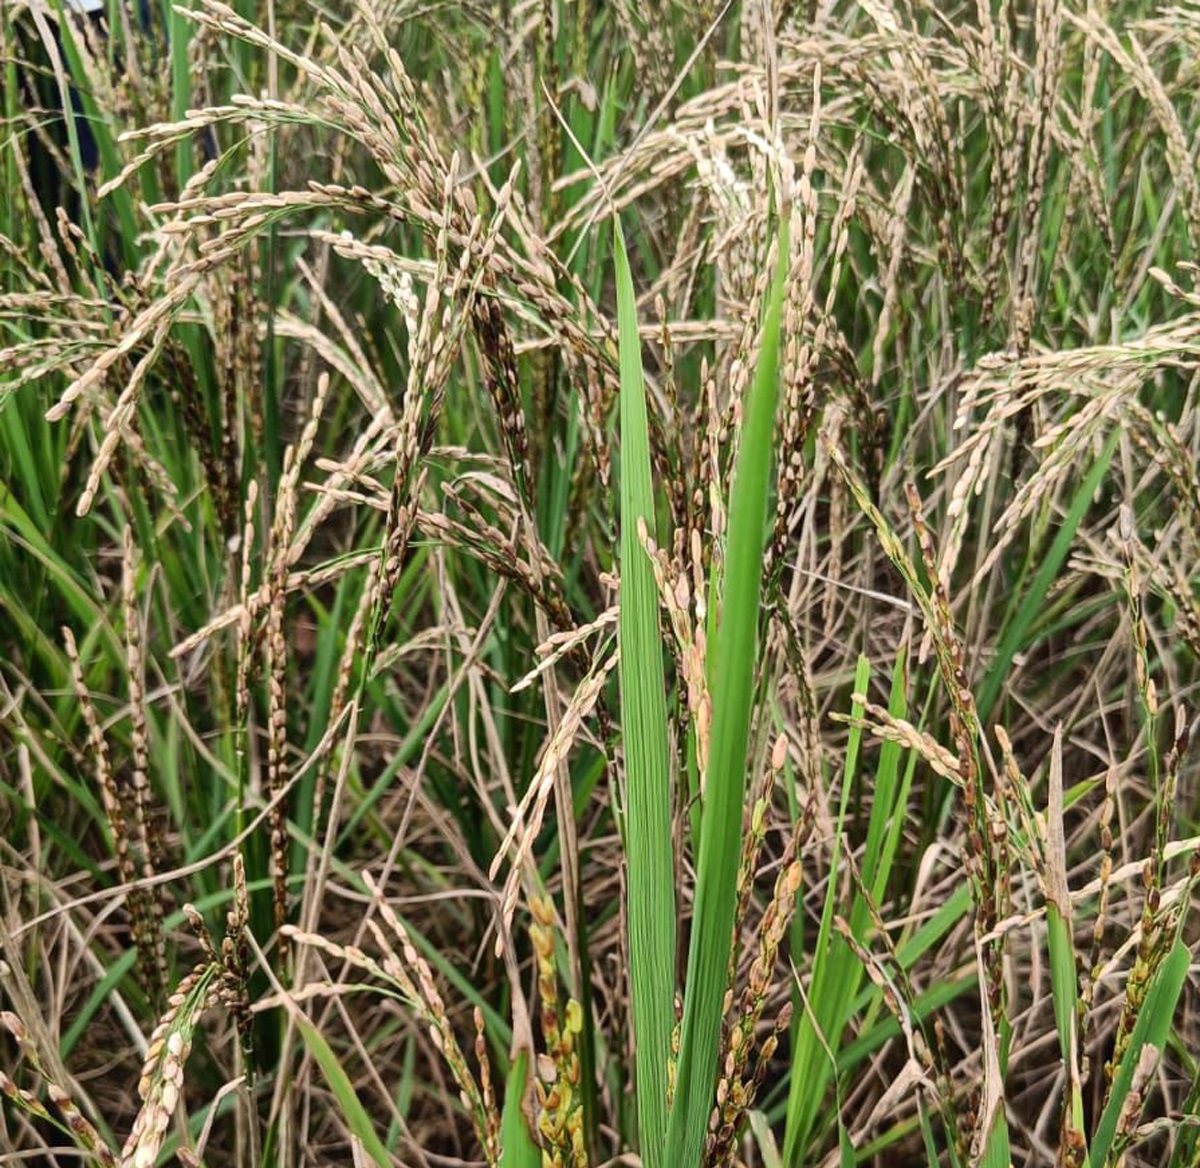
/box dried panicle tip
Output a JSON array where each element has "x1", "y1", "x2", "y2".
[
  {"x1": 0, "y1": 1012, "x2": 28, "y2": 1042},
  {"x1": 1118, "y1": 503, "x2": 1136, "y2": 546}
]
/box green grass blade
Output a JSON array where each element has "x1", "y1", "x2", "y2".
[
  {"x1": 499, "y1": 1051, "x2": 541, "y2": 1168},
  {"x1": 294, "y1": 1015, "x2": 391, "y2": 1168},
  {"x1": 1047, "y1": 903, "x2": 1087, "y2": 1159},
  {"x1": 614, "y1": 216, "x2": 676, "y2": 1168},
  {"x1": 978, "y1": 429, "x2": 1119, "y2": 720},
  {"x1": 1091, "y1": 939, "x2": 1189, "y2": 1167},
  {"x1": 1169, "y1": 1065, "x2": 1200, "y2": 1168},
  {"x1": 786, "y1": 655, "x2": 922, "y2": 1155},
  {"x1": 864, "y1": 651, "x2": 908, "y2": 903},
  {"x1": 918, "y1": 1098, "x2": 942, "y2": 1168},
  {"x1": 784, "y1": 654, "x2": 871, "y2": 1162},
  {"x1": 832, "y1": 974, "x2": 976, "y2": 1077},
  {"x1": 51, "y1": 5, "x2": 141, "y2": 266},
  {"x1": 666, "y1": 213, "x2": 789, "y2": 1168},
  {"x1": 980, "y1": 1109, "x2": 1011, "y2": 1168},
  {"x1": 1045, "y1": 727, "x2": 1088, "y2": 1162},
  {"x1": 169, "y1": 0, "x2": 194, "y2": 189}
]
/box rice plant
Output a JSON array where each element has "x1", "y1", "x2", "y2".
[{"x1": 2, "y1": 1, "x2": 1200, "y2": 1166}]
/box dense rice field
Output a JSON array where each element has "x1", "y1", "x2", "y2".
[{"x1": 3, "y1": 1, "x2": 1200, "y2": 1165}]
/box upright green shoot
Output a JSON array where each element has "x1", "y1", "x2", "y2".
[
  {"x1": 614, "y1": 217, "x2": 676, "y2": 1168},
  {"x1": 499, "y1": 1051, "x2": 541, "y2": 1168},
  {"x1": 1091, "y1": 941, "x2": 1189, "y2": 1168},
  {"x1": 666, "y1": 212, "x2": 790, "y2": 1168}
]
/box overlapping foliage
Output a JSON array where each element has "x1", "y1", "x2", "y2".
[{"x1": 2, "y1": 1, "x2": 1200, "y2": 1165}]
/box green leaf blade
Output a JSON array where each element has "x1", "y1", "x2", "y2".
[
  {"x1": 295, "y1": 1015, "x2": 392, "y2": 1168},
  {"x1": 1092, "y1": 940, "x2": 1189, "y2": 1168},
  {"x1": 668, "y1": 213, "x2": 790, "y2": 1168},
  {"x1": 499, "y1": 1051, "x2": 542, "y2": 1168},
  {"x1": 614, "y1": 217, "x2": 677, "y2": 1168}
]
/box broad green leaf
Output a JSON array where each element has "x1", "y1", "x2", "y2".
[
  {"x1": 499, "y1": 1051, "x2": 541, "y2": 1168},
  {"x1": 1092, "y1": 940, "x2": 1190, "y2": 1167},
  {"x1": 614, "y1": 216, "x2": 676, "y2": 1168},
  {"x1": 667, "y1": 212, "x2": 789, "y2": 1168}
]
